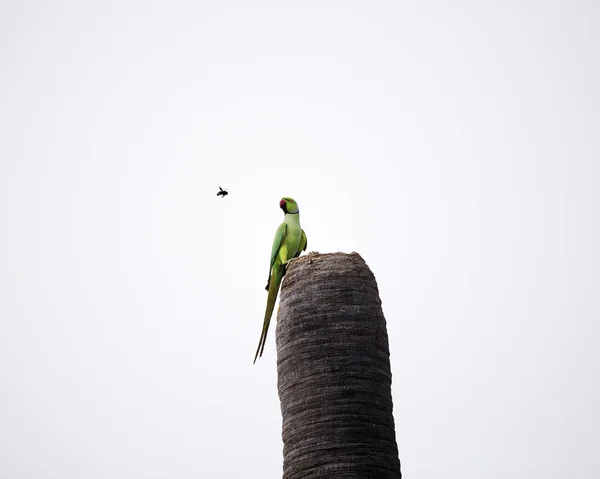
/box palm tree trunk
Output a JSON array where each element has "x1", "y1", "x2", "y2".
[{"x1": 276, "y1": 252, "x2": 401, "y2": 479}]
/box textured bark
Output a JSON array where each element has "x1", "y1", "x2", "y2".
[{"x1": 276, "y1": 252, "x2": 401, "y2": 479}]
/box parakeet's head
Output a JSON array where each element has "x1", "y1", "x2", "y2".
[{"x1": 280, "y1": 197, "x2": 299, "y2": 215}]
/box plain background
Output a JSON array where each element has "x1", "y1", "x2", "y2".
[{"x1": 1, "y1": 1, "x2": 599, "y2": 478}]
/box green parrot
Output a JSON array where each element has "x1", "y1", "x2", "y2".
[{"x1": 254, "y1": 197, "x2": 307, "y2": 363}]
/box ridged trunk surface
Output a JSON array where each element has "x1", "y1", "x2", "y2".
[{"x1": 276, "y1": 252, "x2": 401, "y2": 479}]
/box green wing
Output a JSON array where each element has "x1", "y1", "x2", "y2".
[
  {"x1": 295, "y1": 229, "x2": 307, "y2": 258},
  {"x1": 265, "y1": 222, "x2": 287, "y2": 290}
]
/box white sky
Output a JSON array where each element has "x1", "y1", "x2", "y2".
[{"x1": 1, "y1": 1, "x2": 599, "y2": 478}]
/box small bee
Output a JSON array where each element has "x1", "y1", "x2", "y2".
[{"x1": 216, "y1": 186, "x2": 229, "y2": 198}]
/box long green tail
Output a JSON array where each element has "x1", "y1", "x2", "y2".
[{"x1": 254, "y1": 264, "x2": 285, "y2": 363}]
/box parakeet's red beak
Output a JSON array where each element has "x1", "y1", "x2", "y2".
[{"x1": 279, "y1": 199, "x2": 287, "y2": 209}]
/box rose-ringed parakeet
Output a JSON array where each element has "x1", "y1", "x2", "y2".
[{"x1": 254, "y1": 197, "x2": 307, "y2": 363}]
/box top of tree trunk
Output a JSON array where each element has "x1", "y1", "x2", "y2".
[{"x1": 282, "y1": 251, "x2": 380, "y2": 299}]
